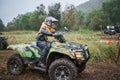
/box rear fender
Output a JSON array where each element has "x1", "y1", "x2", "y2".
[{"x1": 7, "y1": 45, "x2": 40, "y2": 58}]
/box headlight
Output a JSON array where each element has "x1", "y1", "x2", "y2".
[
  {"x1": 84, "y1": 46, "x2": 88, "y2": 50},
  {"x1": 74, "y1": 52, "x2": 85, "y2": 60},
  {"x1": 82, "y1": 45, "x2": 88, "y2": 50}
]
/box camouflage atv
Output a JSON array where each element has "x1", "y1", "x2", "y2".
[{"x1": 7, "y1": 32, "x2": 90, "y2": 80}]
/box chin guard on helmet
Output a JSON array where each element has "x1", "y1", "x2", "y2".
[{"x1": 44, "y1": 16, "x2": 58, "y2": 26}]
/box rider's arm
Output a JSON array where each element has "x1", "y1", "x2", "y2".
[{"x1": 40, "y1": 26, "x2": 53, "y2": 36}]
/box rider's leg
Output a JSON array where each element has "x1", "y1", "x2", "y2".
[
  {"x1": 39, "y1": 41, "x2": 48, "y2": 63},
  {"x1": 37, "y1": 41, "x2": 48, "y2": 67},
  {"x1": 40, "y1": 48, "x2": 48, "y2": 63}
]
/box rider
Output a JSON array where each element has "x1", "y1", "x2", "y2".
[{"x1": 36, "y1": 16, "x2": 58, "y2": 67}]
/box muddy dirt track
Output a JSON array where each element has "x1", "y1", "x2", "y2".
[{"x1": 0, "y1": 50, "x2": 120, "y2": 80}]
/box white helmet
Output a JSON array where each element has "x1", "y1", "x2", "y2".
[{"x1": 44, "y1": 16, "x2": 58, "y2": 26}]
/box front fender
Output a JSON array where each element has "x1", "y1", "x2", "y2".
[{"x1": 47, "y1": 47, "x2": 75, "y2": 59}]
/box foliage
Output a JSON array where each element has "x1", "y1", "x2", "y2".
[
  {"x1": 76, "y1": 11, "x2": 84, "y2": 24},
  {"x1": 102, "y1": 0, "x2": 120, "y2": 25},
  {"x1": 61, "y1": 4, "x2": 77, "y2": 30},
  {"x1": 36, "y1": 4, "x2": 46, "y2": 16},
  {"x1": 48, "y1": 3, "x2": 61, "y2": 21},
  {"x1": 85, "y1": 10, "x2": 111, "y2": 30},
  {"x1": 76, "y1": 0, "x2": 106, "y2": 13}
]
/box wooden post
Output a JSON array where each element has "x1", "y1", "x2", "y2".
[{"x1": 116, "y1": 34, "x2": 120, "y2": 64}]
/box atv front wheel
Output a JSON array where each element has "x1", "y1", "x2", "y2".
[
  {"x1": 7, "y1": 54, "x2": 25, "y2": 75},
  {"x1": 78, "y1": 63, "x2": 86, "y2": 73},
  {"x1": 49, "y1": 58, "x2": 77, "y2": 80}
]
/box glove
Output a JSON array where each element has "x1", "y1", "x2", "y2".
[{"x1": 52, "y1": 33, "x2": 60, "y2": 37}]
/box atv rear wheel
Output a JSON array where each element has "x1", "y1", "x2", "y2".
[
  {"x1": 7, "y1": 54, "x2": 25, "y2": 75},
  {"x1": 49, "y1": 58, "x2": 77, "y2": 80}
]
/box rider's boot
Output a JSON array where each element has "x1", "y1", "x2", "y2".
[
  {"x1": 28, "y1": 61, "x2": 35, "y2": 68},
  {"x1": 28, "y1": 58, "x2": 39, "y2": 68},
  {"x1": 37, "y1": 61, "x2": 46, "y2": 68}
]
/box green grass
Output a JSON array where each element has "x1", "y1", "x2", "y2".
[
  {"x1": 78, "y1": 29, "x2": 95, "y2": 35},
  {"x1": 4, "y1": 31, "x2": 37, "y2": 44},
  {"x1": 4, "y1": 30, "x2": 119, "y2": 64}
]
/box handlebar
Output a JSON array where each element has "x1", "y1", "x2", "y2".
[{"x1": 53, "y1": 31, "x2": 65, "y2": 36}]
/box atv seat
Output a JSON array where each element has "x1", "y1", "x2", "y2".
[{"x1": 31, "y1": 45, "x2": 42, "y2": 55}]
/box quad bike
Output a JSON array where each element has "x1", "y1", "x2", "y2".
[
  {"x1": 0, "y1": 32, "x2": 8, "y2": 49},
  {"x1": 7, "y1": 32, "x2": 90, "y2": 80},
  {"x1": 104, "y1": 26, "x2": 116, "y2": 35}
]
